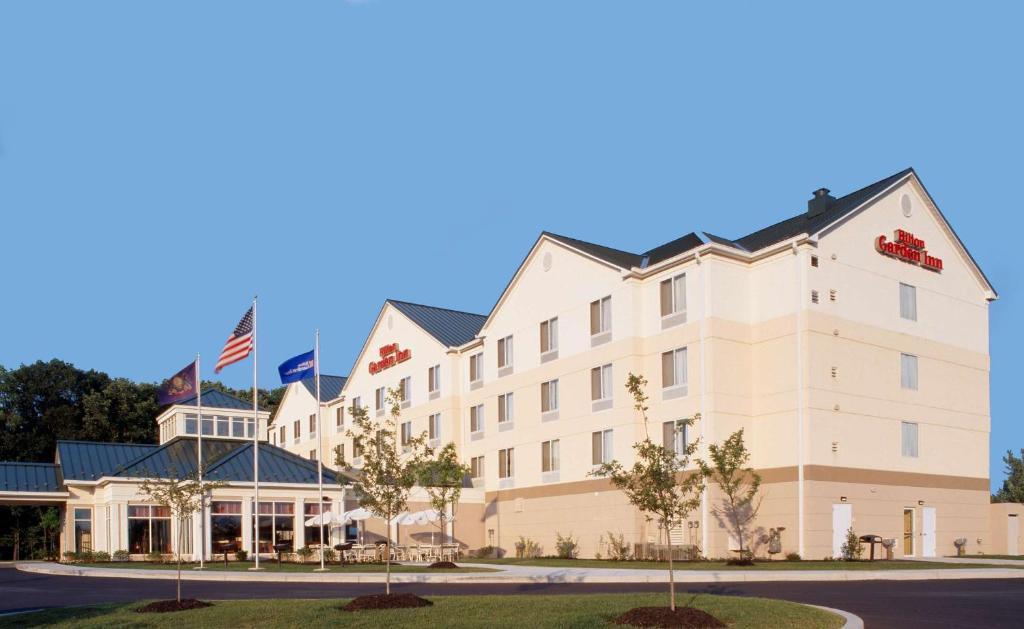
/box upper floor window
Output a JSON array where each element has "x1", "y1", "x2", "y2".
[
  {"x1": 335, "y1": 407, "x2": 344, "y2": 432},
  {"x1": 498, "y1": 392, "x2": 514, "y2": 425},
  {"x1": 469, "y1": 352, "x2": 483, "y2": 386},
  {"x1": 541, "y1": 379, "x2": 559, "y2": 414},
  {"x1": 293, "y1": 419, "x2": 301, "y2": 442},
  {"x1": 590, "y1": 296, "x2": 612, "y2": 342},
  {"x1": 470, "y1": 404, "x2": 485, "y2": 435},
  {"x1": 591, "y1": 429, "x2": 613, "y2": 465},
  {"x1": 540, "y1": 317, "x2": 558, "y2": 358},
  {"x1": 901, "y1": 421, "x2": 919, "y2": 457},
  {"x1": 900, "y1": 353, "x2": 919, "y2": 390},
  {"x1": 334, "y1": 444, "x2": 344, "y2": 465},
  {"x1": 662, "y1": 420, "x2": 688, "y2": 456},
  {"x1": 351, "y1": 396, "x2": 362, "y2": 415},
  {"x1": 428, "y1": 413, "x2": 441, "y2": 442},
  {"x1": 279, "y1": 425, "x2": 286, "y2": 444},
  {"x1": 399, "y1": 376, "x2": 411, "y2": 407},
  {"x1": 498, "y1": 447, "x2": 514, "y2": 479},
  {"x1": 591, "y1": 364, "x2": 613, "y2": 402},
  {"x1": 662, "y1": 347, "x2": 688, "y2": 398},
  {"x1": 541, "y1": 439, "x2": 560, "y2": 473},
  {"x1": 400, "y1": 421, "x2": 412, "y2": 449},
  {"x1": 428, "y1": 365, "x2": 441, "y2": 396},
  {"x1": 353, "y1": 436, "x2": 364, "y2": 459},
  {"x1": 308, "y1": 413, "x2": 316, "y2": 436},
  {"x1": 660, "y1": 273, "x2": 687, "y2": 327},
  {"x1": 375, "y1": 387, "x2": 385, "y2": 414},
  {"x1": 470, "y1": 455, "x2": 485, "y2": 480},
  {"x1": 309, "y1": 449, "x2": 316, "y2": 461},
  {"x1": 900, "y1": 283, "x2": 917, "y2": 321},
  {"x1": 497, "y1": 335, "x2": 514, "y2": 373}
]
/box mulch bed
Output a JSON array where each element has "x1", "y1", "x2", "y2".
[
  {"x1": 725, "y1": 559, "x2": 755, "y2": 566},
  {"x1": 341, "y1": 593, "x2": 434, "y2": 612},
  {"x1": 613, "y1": 606, "x2": 726, "y2": 628},
  {"x1": 136, "y1": 599, "x2": 213, "y2": 614},
  {"x1": 428, "y1": 561, "x2": 460, "y2": 569}
]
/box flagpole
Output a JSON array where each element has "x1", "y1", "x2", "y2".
[
  {"x1": 251, "y1": 296, "x2": 261, "y2": 571},
  {"x1": 315, "y1": 329, "x2": 327, "y2": 572},
  {"x1": 197, "y1": 353, "x2": 205, "y2": 569}
]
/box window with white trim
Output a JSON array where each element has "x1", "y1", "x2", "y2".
[
  {"x1": 308, "y1": 413, "x2": 316, "y2": 437},
  {"x1": 901, "y1": 421, "x2": 919, "y2": 457},
  {"x1": 662, "y1": 420, "x2": 688, "y2": 456},
  {"x1": 591, "y1": 364, "x2": 613, "y2": 402},
  {"x1": 590, "y1": 296, "x2": 611, "y2": 336},
  {"x1": 900, "y1": 353, "x2": 918, "y2": 390},
  {"x1": 399, "y1": 376, "x2": 411, "y2": 406},
  {"x1": 400, "y1": 420, "x2": 412, "y2": 448},
  {"x1": 591, "y1": 429, "x2": 613, "y2": 465},
  {"x1": 497, "y1": 335, "x2": 513, "y2": 371},
  {"x1": 335, "y1": 407, "x2": 344, "y2": 432},
  {"x1": 540, "y1": 317, "x2": 558, "y2": 355},
  {"x1": 541, "y1": 379, "x2": 559, "y2": 412},
  {"x1": 541, "y1": 439, "x2": 560, "y2": 473},
  {"x1": 662, "y1": 347, "x2": 688, "y2": 391},
  {"x1": 660, "y1": 273, "x2": 687, "y2": 320},
  {"x1": 470, "y1": 455, "x2": 485, "y2": 479},
  {"x1": 470, "y1": 404, "x2": 484, "y2": 434},
  {"x1": 498, "y1": 448, "x2": 514, "y2": 479},
  {"x1": 428, "y1": 365, "x2": 440, "y2": 394},
  {"x1": 428, "y1": 413, "x2": 441, "y2": 441},
  {"x1": 900, "y1": 283, "x2": 917, "y2": 321},
  {"x1": 498, "y1": 392, "x2": 514, "y2": 424},
  {"x1": 469, "y1": 352, "x2": 483, "y2": 385},
  {"x1": 375, "y1": 387, "x2": 385, "y2": 414},
  {"x1": 293, "y1": 419, "x2": 301, "y2": 443}
]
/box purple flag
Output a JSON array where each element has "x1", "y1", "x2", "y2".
[{"x1": 158, "y1": 361, "x2": 197, "y2": 405}]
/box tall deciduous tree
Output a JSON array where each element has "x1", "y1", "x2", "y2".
[
  {"x1": 417, "y1": 442, "x2": 470, "y2": 545},
  {"x1": 994, "y1": 449, "x2": 1024, "y2": 504},
  {"x1": 590, "y1": 373, "x2": 704, "y2": 611},
  {"x1": 700, "y1": 429, "x2": 762, "y2": 562},
  {"x1": 344, "y1": 388, "x2": 429, "y2": 595}
]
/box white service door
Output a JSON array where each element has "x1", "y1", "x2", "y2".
[
  {"x1": 922, "y1": 507, "x2": 936, "y2": 557},
  {"x1": 1009, "y1": 516, "x2": 1020, "y2": 556},
  {"x1": 832, "y1": 504, "x2": 853, "y2": 557}
]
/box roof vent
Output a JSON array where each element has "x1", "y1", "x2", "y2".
[{"x1": 807, "y1": 187, "x2": 836, "y2": 218}]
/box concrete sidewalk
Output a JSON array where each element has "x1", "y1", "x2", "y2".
[
  {"x1": 906, "y1": 556, "x2": 1024, "y2": 567},
  {"x1": 16, "y1": 561, "x2": 1024, "y2": 584}
]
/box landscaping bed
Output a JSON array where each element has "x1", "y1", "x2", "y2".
[
  {"x1": 0, "y1": 593, "x2": 844, "y2": 629},
  {"x1": 136, "y1": 599, "x2": 213, "y2": 614},
  {"x1": 65, "y1": 561, "x2": 495, "y2": 573},
  {"x1": 341, "y1": 593, "x2": 433, "y2": 611},
  {"x1": 460, "y1": 557, "x2": 1024, "y2": 570},
  {"x1": 614, "y1": 606, "x2": 726, "y2": 628}
]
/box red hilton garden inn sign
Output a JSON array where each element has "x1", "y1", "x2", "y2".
[
  {"x1": 369, "y1": 343, "x2": 412, "y2": 375},
  {"x1": 875, "y1": 229, "x2": 943, "y2": 273}
]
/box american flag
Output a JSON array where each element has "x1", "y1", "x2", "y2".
[{"x1": 214, "y1": 306, "x2": 254, "y2": 373}]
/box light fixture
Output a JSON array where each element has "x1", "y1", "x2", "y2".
[
  {"x1": 840, "y1": 496, "x2": 848, "y2": 502},
  {"x1": 918, "y1": 500, "x2": 924, "y2": 506}
]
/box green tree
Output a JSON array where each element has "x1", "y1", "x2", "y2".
[
  {"x1": 38, "y1": 507, "x2": 61, "y2": 560},
  {"x1": 590, "y1": 373, "x2": 704, "y2": 611},
  {"x1": 417, "y1": 442, "x2": 470, "y2": 545},
  {"x1": 343, "y1": 388, "x2": 429, "y2": 595},
  {"x1": 82, "y1": 378, "x2": 160, "y2": 444},
  {"x1": 700, "y1": 429, "x2": 762, "y2": 561},
  {"x1": 994, "y1": 449, "x2": 1024, "y2": 503},
  {"x1": 138, "y1": 468, "x2": 226, "y2": 603}
]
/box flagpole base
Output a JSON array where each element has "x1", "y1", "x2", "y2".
[
  {"x1": 192, "y1": 566, "x2": 206, "y2": 571},
  {"x1": 314, "y1": 567, "x2": 331, "y2": 572},
  {"x1": 247, "y1": 567, "x2": 264, "y2": 572}
]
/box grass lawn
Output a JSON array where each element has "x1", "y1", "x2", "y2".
[
  {"x1": 70, "y1": 561, "x2": 496, "y2": 573},
  {"x1": 0, "y1": 594, "x2": 843, "y2": 629},
  {"x1": 459, "y1": 557, "x2": 1022, "y2": 570},
  {"x1": 951, "y1": 554, "x2": 1024, "y2": 561}
]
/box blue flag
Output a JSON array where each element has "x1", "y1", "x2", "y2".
[
  {"x1": 278, "y1": 350, "x2": 315, "y2": 384},
  {"x1": 158, "y1": 361, "x2": 197, "y2": 405}
]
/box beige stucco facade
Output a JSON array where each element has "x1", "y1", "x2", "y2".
[{"x1": 270, "y1": 170, "x2": 1000, "y2": 560}]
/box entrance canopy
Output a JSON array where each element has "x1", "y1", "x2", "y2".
[{"x1": 0, "y1": 462, "x2": 68, "y2": 505}]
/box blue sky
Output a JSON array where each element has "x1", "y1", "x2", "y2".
[{"x1": 0, "y1": 2, "x2": 1020, "y2": 489}]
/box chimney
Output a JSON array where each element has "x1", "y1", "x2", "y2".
[{"x1": 807, "y1": 187, "x2": 836, "y2": 217}]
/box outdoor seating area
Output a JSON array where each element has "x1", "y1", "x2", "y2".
[{"x1": 340, "y1": 543, "x2": 460, "y2": 563}]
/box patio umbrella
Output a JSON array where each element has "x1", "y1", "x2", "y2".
[
  {"x1": 304, "y1": 511, "x2": 348, "y2": 527},
  {"x1": 342, "y1": 508, "x2": 373, "y2": 544}
]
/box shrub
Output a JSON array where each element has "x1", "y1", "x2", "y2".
[
  {"x1": 555, "y1": 533, "x2": 579, "y2": 559},
  {"x1": 296, "y1": 546, "x2": 314, "y2": 563},
  {"x1": 235, "y1": 549, "x2": 249, "y2": 562},
  {"x1": 80, "y1": 551, "x2": 97, "y2": 563},
  {"x1": 601, "y1": 531, "x2": 631, "y2": 561},
  {"x1": 473, "y1": 545, "x2": 497, "y2": 559},
  {"x1": 92, "y1": 551, "x2": 111, "y2": 562},
  {"x1": 146, "y1": 551, "x2": 164, "y2": 563},
  {"x1": 515, "y1": 536, "x2": 542, "y2": 559},
  {"x1": 62, "y1": 550, "x2": 79, "y2": 563},
  {"x1": 322, "y1": 547, "x2": 337, "y2": 563},
  {"x1": 113, "y1": 549, "x2": 130, "y2": 562},
  {"x1": 785, "y1": 552, "x2": 802, "y2": 561},
  {"x1": 840, "y1": 527, "x2": 863, "y2": 561}
]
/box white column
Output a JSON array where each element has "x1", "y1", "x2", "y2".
[
  {"x1": 294, "y1": 497, "x2": 305, "y2": 549},
  {"x1": 241, "y1": 498, "x2": 253, "y2": 554}
]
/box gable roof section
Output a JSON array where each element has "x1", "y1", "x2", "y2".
[
  {"x1": 301, "y1": 375, "x2": 347, "y2": 402},
  {"x1": 176, "y1": 388, "x2": 263, "y2": 412},
  {"x1": 387, "y1": 300, "x2": 487, "y2": 348},
  {"x1": 57, "y1": 441, "x2": 159, "y2": 481},
  {"x1": 0, "y1": 462, "x2": 63, "y2": 493}
]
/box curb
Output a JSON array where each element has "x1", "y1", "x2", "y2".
[
  {"x1": 809, "y1": 604, "x2": 864, "y2": 629},
  {"x1": 15, "y1": 562, "x2": 1024, "y2": 585}
]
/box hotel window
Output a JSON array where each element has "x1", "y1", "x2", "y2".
[
  {"x1": 900, "y1": 283, "x2": 917, "y2": 321},
  {"x1": 471, "y1": 455, "x2": 485, "y2": 480},
  {"x1": 497, "y1": 335, "x2": 514, "y2": 375},
  {"x1": 469, "y1": 352, "x2": 483, "y2": 388},
  {"x1": 498, "y1": 393, "x2": 514, "y2": 428},
  {"x1": 592, "y1": 429, "x2": 614, "y2": 465},
  {"x1": 375, "y1": 387, "x2": 385, "y2": 415},
  {"x1": 400, "y1": 420, "x2": 412, "y2": 449},
  {"x1": 353, "y1": 436, "x2": 364, "y2": 459},
  {"x1": 128, "y1": 505, "x2": 171, "y2": 555},
  {"x1": 308, "y1": 413, "x2": 316, "y2": 437},
  {"x1": 246, "y1": 417, "x2": 255, "y2": 439},
  {"x1": 590, "y1": 296, "x2": 612, "y2": 345},
  {"x1": 185, "y1": 414, "x2": 197, "y2": 435},
  {"x1": 660, "y1": 273, "x2": 687, "y2": 327},
  {"x1": 271, "y1": 432, "x2": 276, "y2": 446},
  {"x1": 334, "y1": 444, "x2": 344, "y2": 465},
  {"x1": 73, "y1": 508, "x2": 93, "y2": 553},
  {"x1": 201, "y1": 414, "x2": 214, "y2": 436},
  {"x1": 428, "y1": 413, "x2": 441, "y2": 443},
  {"x1": 279, "y1": 425, "x2": 286, "y2": 444},
  {"x1": 498, "y1": 447, "x2": 514, "y2": 479},
  {"x1": 293, "y1": 419, "x2": 301, "y2": 443},
  {"x1": 900, "y1": 353, "x2": 919, "y2": 390},
  {"x1": 810, "y1": 255, "x2": 819, "y2": 268},
  {"x1": 309, "y1": 449, "x2": 316, "y2": 460},
  {"x1": 591, "y1": 364, "x2": 613, "y2": 411},
  {"x1": 470, "y1": 404, "x2": 485, "y2": 436},
  {"x1": 210, "y1": 501, "x2": 242, "y2": 553},
  {"x1": 351, "y1": 396, "x2": 362, "y2": 416},
  {"x1": 540, "y1": 317, "x2": 558, "y2": 361},
  {"x1": 541, "y1": 379, "x2": 559, "y2": 419},
  {"x1": 663, "y1": 420, "x2": 688, "y2": 456},
  {"x1": 255, "y1": 501, "x2": 294, "y2": 554},
  {"x1": 901, "y1": 421, "x2": 919, "y2": 458},
  {"x1": 662, "y1": 347, "x2": 688, "y2": 398},
  {"x1": 399, "y1": 376, "x2": 411, "y2": 408},
  {"x1": 541, "y1": 439, "x2": 560, "y2": 473},
  {"x1": 304, "y1": 499, "x2": 331, "y2": 547},
  {"x1": 216, "y1": 416, "x2": 229, "y2": 437},
  {"x1": 428, "y1": 365, "x2": 441, "y2": 398},
  {"x1": 336, "y1": 407, "x2": 344, "y2": 432},
  {"x1": 233, "y1": 416, "x2": 246, "y2": 438}
]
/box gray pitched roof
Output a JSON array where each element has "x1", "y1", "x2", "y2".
[
  {"x1": 301, "y1": 375, "x2": 346, "y2": 402},
  {"x1": 57, "y1": 441, "x2": 159, "y2": 481},
  {"x1": 0, "y1": 462, "x2": 63, "y2": 493},
  {"x1": 176, "y1": 388, "x2": 265, "y2": 412},
  {"x1": 544, "y1": 231, "x2": 706, "y2": 270},
  {"x1": 387, "y1": 300, "x2": 487, "y2": 348}
]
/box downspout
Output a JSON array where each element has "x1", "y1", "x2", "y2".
[
  {"x1": 698, "y1": 251, "x2": 710, "y2": 555},
  {"x1": 794, "y1": 243, "x2": 806, "y2": 558}
]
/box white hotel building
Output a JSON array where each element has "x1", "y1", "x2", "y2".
[{"x1": 268, "y1": 168, "x2": 1012, "y2": 560}]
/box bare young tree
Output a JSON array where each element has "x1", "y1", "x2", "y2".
[
  {"x1": 700, "y1": 429, "x2": 762, "y2": 563},
  {"x1": 344, "y1": 387, "x2": 429, "y2": 595},
  {"x1": 138, "y1": 468, "x2": 225, "y2": 603},
  {"x1": 590, "y1": 373, "x2": 704, "y2": 611},
  {"x1": 417, "y1": 442, "x2": 470, "y2": 546}
]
